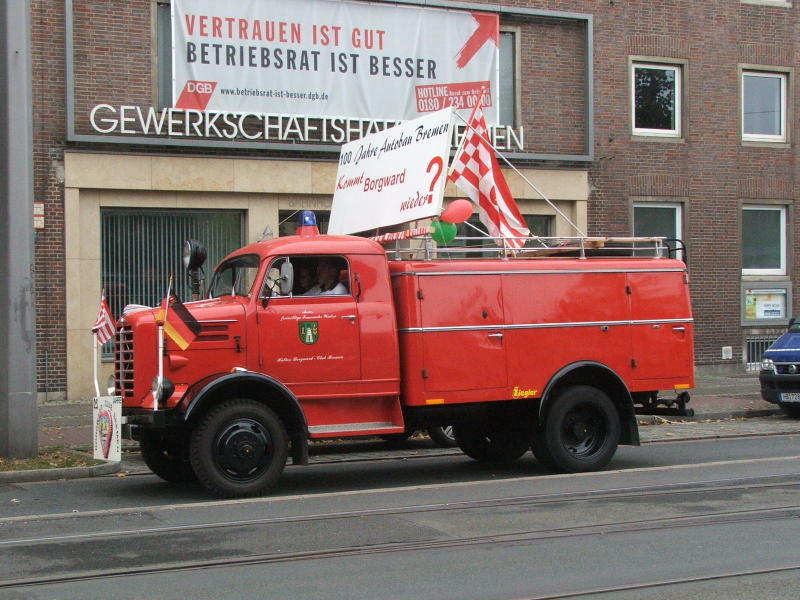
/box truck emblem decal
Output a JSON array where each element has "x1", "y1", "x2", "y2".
[
  {"x1": 299, "y1": 321, "x2": 319, "y2": 345},
  {"x1": 512, "y1": 386, "x2": 538, "y2": 399}
]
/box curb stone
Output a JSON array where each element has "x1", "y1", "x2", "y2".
[
  {"x1": 637, "y1": 407, "x2": 782, "y2": 424},
  {"x1": 0, "y1": 460, "x2": 121, "y2": 484}
]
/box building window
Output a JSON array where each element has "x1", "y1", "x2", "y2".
[
  {"x1": 742, "y1": 205, "x2": 786, "y2": 275},
  {"x1": 633, "y1": 203, "x2": 683, "y2": 259},
  {"x1": 156, "y1": 1, "x2": 172, "y2": 108},
  {"x1": 101, "y1": 209, "x2": 244, "y2": 318},
  {"x1": 499, "y1": 31, "x2": 516, "y2": 127},
  {"x1": 742, "y1": 71, "x2": 787, "y2": 142},
  {"x1": 632, "y1": 63, "x2": 682, "y2": 137}
]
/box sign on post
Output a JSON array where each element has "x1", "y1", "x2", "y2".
[
  {"x1": 93, "y1": 396, "x2": 122, "y2": 462},
  {"x1": 328, "y1": 107, "x2": 454, "y2": 235}
]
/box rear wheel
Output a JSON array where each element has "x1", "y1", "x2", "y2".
[
  {"x1": 531, "y1": 385, "x2": 620, "y2": 472},
  {"x1": 452, "y1": 423, "x2": 529, "y2": 463},
  {"x1": 190, "y1": 399, "x2": 288, "y2": 498},
  {"x1": 427, "y1": 425, "x2": 457, "y2": 448},
  {"x1": 139, "y1": 429, "x2": 196, "y2": 483}
]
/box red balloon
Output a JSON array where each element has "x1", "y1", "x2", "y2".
[{"x1": 440, "y1": 199, "x2": 474, "y2": 224}]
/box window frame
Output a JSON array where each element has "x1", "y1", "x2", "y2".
[
  {"x1": 632, "y1": 201, "x2": 684, "y2": 260},
  {"x1": 630, "y1": 61, "x2": 683, "y2": 138},
  {"x1": 741, "y1": 204, "x2": 787, "y2": 276},
  {"x1": 741, "y1": 70, "x2": 788, "y2": 143},
  {"x1": 208, "y1": 254, "x2": 262, "y2": 299}
]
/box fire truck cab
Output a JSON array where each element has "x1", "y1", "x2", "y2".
[{"x1": 117, "y1": 226, "x2": 694, "y2": 497}]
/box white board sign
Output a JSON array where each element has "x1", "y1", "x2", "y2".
[
  {"x1": 171, "y1": 0, "x2": 499, "y2": 122},
  {"x1": 93, "y1": 396, "x2": 122, "y2": 462},
  {"x1": 328, "y1": 107, "x2": 454, "y2": 234}
]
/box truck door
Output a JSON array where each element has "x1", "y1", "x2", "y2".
[
  {"x1": 418, "y1": 274, "x2": 507, "y2": 392},
  {"x1": 628, "y1": 269, "x2": 694, "y2": 382},
  {"x1": 257, "y1": 255, "x2": 361, "y2": 385}
]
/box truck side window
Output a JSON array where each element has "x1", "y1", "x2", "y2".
[
  {"x1": 263, "y1": 256, "x2": 350, "y2": 298},
  {"x1": 302, "y1": 256, "x2": 349, "y2": 296}
]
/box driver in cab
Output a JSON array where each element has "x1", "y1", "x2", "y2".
[{"x1": 304, "y1": 259, "x2": 347, "y2": 296}]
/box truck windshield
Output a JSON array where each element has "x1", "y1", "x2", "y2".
[{"x1": 208, "y1": 255, "x2": 260, "y2": 298}]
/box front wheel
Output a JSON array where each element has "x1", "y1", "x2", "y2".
[
  {"x1": 531, "y1": 385, "x2": 620, "y2": 473},
  {"x1": 190, "y1": 399, "x2": 288, "y2": 498},
  {"x1": 779, "y1": 403, "x2": 800, "y2": 418},
  {"x1": 139, "y1": 429, "x2": 196, "y2": 483}
]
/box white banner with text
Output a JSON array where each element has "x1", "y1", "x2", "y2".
[
  {"x1": 172, "y1": 0, "x2": 499, "y2": 122},
  {"x1": 328, "y1": 107, "x2": 454, "y2": 234}
]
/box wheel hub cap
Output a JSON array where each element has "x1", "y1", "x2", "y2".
[{"x1": 214, "y1": 418, "x2": 272, "y2": 481}]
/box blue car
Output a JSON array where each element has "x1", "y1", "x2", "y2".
[{"x1": 759, "y1": 318, "x2": 800, "y2": 418}]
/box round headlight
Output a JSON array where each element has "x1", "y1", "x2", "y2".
[
  {"x1": 183, "y1": 239, "x2": 207, "y2": 271},
  {"x1": 761, "y1": 358, "x2": 776, "y2": 372},
  {"x1": 106, "y1": 374, "x2": 116, "y2": 396}
]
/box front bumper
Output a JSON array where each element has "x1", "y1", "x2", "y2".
[
  {"x1": 758, "y1": 370, "x2": 800, "y2": 404},
  {"x1": 121, "y1": 408, "x2": 177, "y2": 439}
]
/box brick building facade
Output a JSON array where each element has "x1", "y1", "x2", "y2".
[{"x1": 29, "y1": 0, "x2": 799, "y2": 401}]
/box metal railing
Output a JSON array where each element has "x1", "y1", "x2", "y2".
[
  {"x1": 386, "y1": 235, "x2": 681, "y2": 261},
  {"x1": 745, "y1": 335, "x2": 780, "y2": 372}
]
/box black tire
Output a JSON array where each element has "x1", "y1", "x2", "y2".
[
  {"x1": 427, "y1": 425, "x2": 457, "y2": 447},
  {"x1": 452, "y1": 423, "x2": 529, "y2": 463},
  {"x1": 139, "y1": 429, "x2": 196, "y2": 483},
  {"x1": 779, "y1": 403, "x2": 800, "y2": 418},
  {"x1": 531, "y1": 385, "x2": 620, "y2": 473},
  {"x1": 190, "y1": 399, "x2": 288, "y2": 498}
]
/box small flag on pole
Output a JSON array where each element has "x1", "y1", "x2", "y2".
[
  {"x1": 448, "y1": 100, "x2": 530, "y2": 249},
  {"x1": 157, "y1": 293, "x2": 201, "y2": 351},
  {"x1": 92, "y1": 293, "x2": 116, "y2": 345}
]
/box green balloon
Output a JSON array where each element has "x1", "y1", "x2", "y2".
[{"x1": 431, "y1": 219, "x2": 457, "y2": 244}]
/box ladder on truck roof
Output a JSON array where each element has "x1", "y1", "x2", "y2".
[{"x1": 384, "y1": 235, "x2": 687, "y2": 262}]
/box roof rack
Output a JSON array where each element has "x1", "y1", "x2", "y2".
[{"x1": 385, "y1": 236, "x2": 685, "y2": 261}]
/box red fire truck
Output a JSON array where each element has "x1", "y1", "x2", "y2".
[{"x1": 116, "y1": 216, "x2": 694, "y2": 497}]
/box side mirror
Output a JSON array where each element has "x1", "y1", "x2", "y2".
[
  {"x1": 280, "y1": 262, "x2": 294, "y2": 295},
  {"x1": 789, "y1": 317, "x2": 796, "y2": 331}
]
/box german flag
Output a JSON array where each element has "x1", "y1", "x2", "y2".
[{"x1": 157, "y1": 294, "x2": 201, "y2": 350}]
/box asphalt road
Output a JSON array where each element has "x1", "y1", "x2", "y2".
[{"x1": 1, "y1": 434, "x2": 799, "y2": 599}]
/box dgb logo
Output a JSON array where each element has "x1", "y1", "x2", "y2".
[{"x1": 175, "y1": 80, "x2": 218, "y2": 110}]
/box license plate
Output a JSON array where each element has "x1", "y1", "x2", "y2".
[{"x1": 780, "y1": 392, "x2": 800, "y2": 403}]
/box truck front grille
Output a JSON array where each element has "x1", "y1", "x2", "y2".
[{"x1": 115, "y1": 326, "x2": 134, "y2": 398}]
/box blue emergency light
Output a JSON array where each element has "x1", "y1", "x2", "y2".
[{"x1": 296, "y1": 210, "x2": 320, "y2": 236}]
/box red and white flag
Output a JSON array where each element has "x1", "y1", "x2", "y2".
[
  {"x1": 448, "y1": 102, "x2": 530, "y2": 249},
  {"x1": 92, "y1": 294, "x2": 116, "y2": 345}
]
